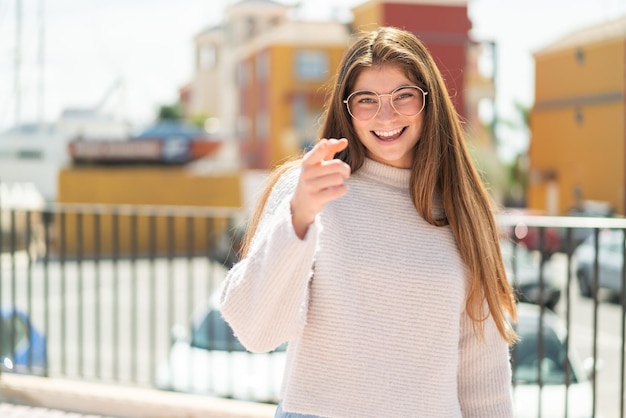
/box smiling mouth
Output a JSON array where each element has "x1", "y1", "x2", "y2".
[{"x1": 373, "y1": 127, "x2": 405, "y2": 141}]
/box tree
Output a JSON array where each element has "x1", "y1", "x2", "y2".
[{"x1": 157, "y1": 103, "x2": 182, "y2": 121}]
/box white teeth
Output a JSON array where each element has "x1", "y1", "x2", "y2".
[{"x1": 374, "y1": 127, "x2": 403, "y2": 137}]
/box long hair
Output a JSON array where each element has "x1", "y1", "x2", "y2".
[{"x1": 242, "y1": 27, "x2": 517, "y2": 344}]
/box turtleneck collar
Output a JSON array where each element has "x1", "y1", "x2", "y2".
[
  {"x1": 356, "y1": 158, "x2": 447, "y2": 221},
  {"x1": 357, "y1": 158, "x2": 411, "y2": 189}
]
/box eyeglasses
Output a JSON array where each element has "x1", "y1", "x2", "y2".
[{"x1": 343, "y1": 85, "x2": 428, "y2": 121}]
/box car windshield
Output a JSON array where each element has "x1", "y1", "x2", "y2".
[
  {"x1": 191, "y1": 309, "x2": 247, "y2": 352},
  {"x1": 512, "y1": 325, "x2": 579, "y2": 385},
  {"x1": 0, "y1": 313, "x2": 29, "y2": 357},
  {"x1": 191, "y1": 309, "x2": 286, "y2": 353}
]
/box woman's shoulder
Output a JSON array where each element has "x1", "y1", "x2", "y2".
[
  {"x1": 273, "y1": 160, "x2": 301, "y2": 190},
  {"x1": 262, "y1": 159, "x2": 302, "y2": 207}
]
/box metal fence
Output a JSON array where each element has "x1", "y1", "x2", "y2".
[
  {"x1": 0, "y1": 203, "x2": 245, "y2": 387},
  {"x1": 1, "y1": 203, "x2": 625, "y2": 418}
]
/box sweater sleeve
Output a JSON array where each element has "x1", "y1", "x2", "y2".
[
  {"x1": 457, "y1": 308, "x2": 514, "y2": 418},
  {"x1": 219, "y1": 167, "x2": 319, "y2": 353}
]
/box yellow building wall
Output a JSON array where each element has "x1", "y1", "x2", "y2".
[
  {"x1": 529, "y1": 102, "x2": 624, "y2": 214},
  {"x1": 535, "y1": 38, "x2": 625, "y2": 101},
  {"x1": 529, "y1": 38, "x2": 625, "y2": 215},
  {"x1": 55, "y1": 167, "x2": 242, "y2": 256}
]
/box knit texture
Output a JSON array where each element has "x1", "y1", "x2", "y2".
[{"x1": 220, "y1": 158, "x2": 513, "y2": 418}]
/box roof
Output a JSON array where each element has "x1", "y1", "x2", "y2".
[
  {"x1": 236, "y1": 20, "x2": 350, "y2": 58},
  {"x1": 536, "y1": 15, "x2": 626, "y2": 56}
]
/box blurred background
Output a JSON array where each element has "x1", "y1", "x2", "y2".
[
  {"x1": 0, "y1": 0, "x2": 623, "y2": 215},
  {"x1": 1, "y1": 1, "x2": 625, "y2": 417}
]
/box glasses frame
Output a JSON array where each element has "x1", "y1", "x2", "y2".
[{"x1": 343, "y1": 85, "x2": 428, "y2": 121}]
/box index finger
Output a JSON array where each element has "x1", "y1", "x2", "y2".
[{"x1": 303, "y1": 138, "x2": 348, "y2": 166}]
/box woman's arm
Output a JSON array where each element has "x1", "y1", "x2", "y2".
[
  {"x1": 457, "y1": 308, "x2": 514, "y2": 418},
  {"x1": 219, "y1": 167, "x2": 320, "y2": 353}
]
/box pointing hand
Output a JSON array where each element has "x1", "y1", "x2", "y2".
[{"x1": 290, "y1": 138, "x2": 351, "y2": 239}]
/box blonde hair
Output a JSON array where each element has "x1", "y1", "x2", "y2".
[{"x1": 242, "y1": 27, "x2": 517, "y2": 344}]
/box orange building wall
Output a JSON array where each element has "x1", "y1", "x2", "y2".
[
  {"x1": 529, "y1": 38, "x2": 625, "y2": 215},
  {"x1": 261, "y1": 44, "x2": 347, "y2": 169}
]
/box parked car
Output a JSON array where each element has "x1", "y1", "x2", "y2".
[
  {"x1": 155, "y1": 295, "x2": 286, "y2": 402},
  {"x1": 157, "y1": 299, "x2": 594, "y2": 415},
  {"x1": 501, "y1": 240, "x2": 561, "y2": 310},
  {"x1": 574, "y1": 228, "x2": 624, "y2": 298},
  {"x1": 0, "y1": 307, "x2": 47, "y2": 376},
  {"x1": 500, "y1": 209, "x2": 562, "y2": 258},
  {"x1": 512, "y1": 302, "x2": 595, "y2": 418}
]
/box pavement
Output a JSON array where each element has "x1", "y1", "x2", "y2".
[
  {"x1": 0, "y1": 373, "x2": 276, "y2": 418},
  {"x1": 0, "y1": 403, "x2": 114, "y2": 417}
]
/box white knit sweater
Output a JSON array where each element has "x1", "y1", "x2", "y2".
[{"x1": 220, "y1": 158, "x2": 513, "y2": 418}]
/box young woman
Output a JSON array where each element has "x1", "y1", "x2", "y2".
[{"x1": 220, "y1": 26, "x2": 517, "y2": 417}]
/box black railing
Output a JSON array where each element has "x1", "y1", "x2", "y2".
[
  {"x1": 1, "y1": 204, "x2": 625, "y2": 417},
  {"x1": 498, "y1": 213, "x2": 626, "y2": 418},
  {"x1": 0, "y1": 203, "x2": 244, "y2": 387}
]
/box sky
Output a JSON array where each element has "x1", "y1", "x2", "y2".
[{"x1": 1, "y1": 0, "x2": 625, "y2": 159}]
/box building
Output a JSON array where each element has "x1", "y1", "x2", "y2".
[
  {"x1": 351, "y1": 0, "x2": 472, "y2": 119},
  {"x1": 183, "y1": 0, "x2": 496, "y2": 170},
  {"x1": 528, "y1": 17, "x2": 625, "y2": 215}
]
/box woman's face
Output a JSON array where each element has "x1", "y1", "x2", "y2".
[{"x1": 348, "y1": 65, "x2": 425, "y2": 169}]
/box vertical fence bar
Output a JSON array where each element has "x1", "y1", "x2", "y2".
[
  {"x1": 9, "y1": 210, "x2": 17, "y2": 373},
  {"x1": 59, "y1": 211, "x2": 66, "y2": 375},
  {"x1": 93, "y1": 211, "x2": 101, "y2": 380},
  {"x1": 206, "y1": 217, "x2": 215, "y2": 293},
  {"x1": 186, "y1": 213, "x2": 194, "y2": 319},
  {"x1": 112, "y1": 210, "x2": 119, "y2": 382},
  {"x1": 186, "y1": 214, "x2": 194, "y2": 392},
  {"x1": 563, "y1": 227, "x2": 573, "y2": 418},
  {"x1": 149, "y1": 210, "x2": 157, "y2": 382},
  {"x1": 26, "y1": 210, "x2": 33, "y2": 372},
  {"x1": 619, "y1": 229, "x2": 626, "y2": 417},
  {"x1": 42, "y1": 208, "x2": 51, "y2": 377},
  {"x1": 536, "y1": 226, "x2": 545, "y2": 418},
  {"x1": 76, "y1": 210, "x2": 84, "y2": 377},
  {"x1": 0, "y1": 179, "x2": 3, "y2": 378},
  {"x1": 167, "y1": 213, "x2": 175, "y2": 367},
  {"x1": 591, "y1": 228, "x2": 600, "y2": 417},
  {"x1": 130, "y1": 210, "x2": 138, "y2": 384}
]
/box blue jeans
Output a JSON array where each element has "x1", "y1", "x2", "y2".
[{"x1": 274, "y1": 402, "x2": 323, "y2": 418}]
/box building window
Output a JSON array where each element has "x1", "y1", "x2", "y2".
[
  {"x1": 237, "y1": 61, "x2": 250, "y2": 87},
  {"x1": 295, "y1": 50, "x2": 328, "y2": 81},
  {"x1": 256, "y1": 112, "x2": 269, "y2": 141},
  {"x1": 292, "y1": 93, "x2": 319, "y2": 151},
  {"x1": 199, "y1": 44, "x2": 217, "y2": 70},
  {"x1": 246, "y1": 17, "x2": 257, "y2": 40},
  {"x1": 576, "y1": 48, "x2": 585, "y2": 65},
  {"x1": 257, "y1": 51, "x2": 269, "y2": 81},
  {"x1": 236, "y1": 115, "x2": 250, "y2": 139}
]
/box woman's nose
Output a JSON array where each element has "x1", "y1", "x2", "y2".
[{"x1": 377, "y1": 96, "x2": 397, "y2": 119}]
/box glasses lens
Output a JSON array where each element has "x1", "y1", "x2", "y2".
[
  {"x1": 391, "y1": 86, "x2": 424, "y2": 117},
  {"x1": 346, "y1": 86, "x2": 426, "y2": 120},
  {"x1": 347, "y1": 91, "x2": 380, "y2": 121}
]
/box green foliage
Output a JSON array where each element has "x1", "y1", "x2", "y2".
[
  {"x1": 188, "y1": 113, "x2": 209, "y2": 128},
  {"x1": 157, "y1": 103, "x2": 182, "y2": 121}
]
